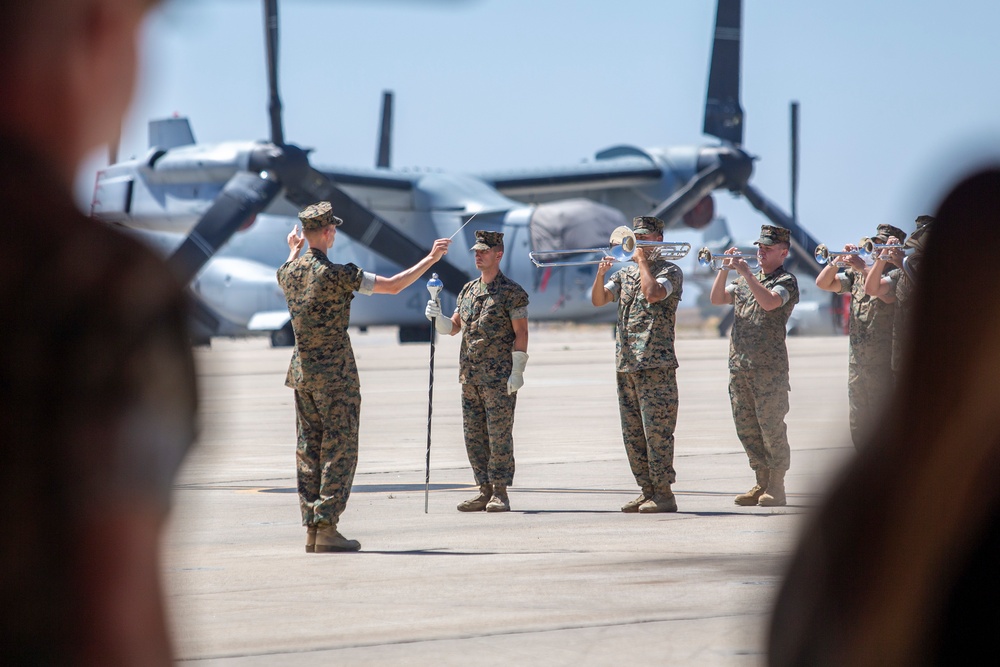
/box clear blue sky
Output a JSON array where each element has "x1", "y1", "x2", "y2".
[{"x1": 79, "y1": 0, "x2": 1000, "y2": 247}]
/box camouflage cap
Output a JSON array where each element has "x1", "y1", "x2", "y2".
[
  {"x1": 874, "y1": 223, "x2": 907, "y2": 244},
  {"x1": 905, "y1": 215, "x2": 935, "y2": 250},
  {"x1": 754, "y1": 224, "x2": 790, "y2": 246},
  {"x1": 632, "y1": 216, "x2": 664, "y2": 235},
  {"x1": 471, "y1": 230, "x2": 504, "y2": 251},
  {"x1": 298, "y1": 201, "x2": 343, "y2": 231}
]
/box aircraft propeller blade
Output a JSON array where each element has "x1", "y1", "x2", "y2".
[
  {"x1": 703, "y1": 0, "x2": 744, "y2": 145},
  {"x1": 647, "y1": 144, "x2": 754, "y2": 226},
  {"x1": 376, "y1": 90, "x2": 393, "y2": 168},
  {"x1": 790, "y1": 100, "x2": 799, "y2": 224},
  {"x1": 257, "y1": 2, "x2": 468, "y2": 291},
  {"x1": 647, "y1": 164, "x2": 728, "y2": 223},
  {"x1": 280, "y1": 163, "x2": 471, "y2": 291},
  {"x1": 264, "y1": 0, "x2": 284, "y2": 147},
  {"x1": 168, "y1": 171, "x2": 282, "y2": 285}
]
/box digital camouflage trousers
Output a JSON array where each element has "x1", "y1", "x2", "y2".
[
  {"x1": 461, "y1": 381, "x2": 516, "y2": 487},
  {"x1": 294, "y1": 388, "x2": 361, "y2": 527},
  {"x1": 616, "y1": 366, "x2": 678, "y2": 491}
]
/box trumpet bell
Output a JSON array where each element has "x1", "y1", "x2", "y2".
[{"x1": 697, "y1": 247, "x2": 714, "y2": 267}]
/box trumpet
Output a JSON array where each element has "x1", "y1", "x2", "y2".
[
  {"x1": 529, "y1": 226, "x2": 691, "y2": 268},
  {"x1": 696, "y1": 247, "x2": 760, "y2": 271},
  {"x1": 859, "y1": 236, "x2": 907, "y2": 257},
  {"x1": 814, "y1": 244, "x2": 866, "y2": 266}
]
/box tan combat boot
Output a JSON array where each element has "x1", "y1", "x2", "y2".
[
  {"x1": 621, "y1": 486, "x2": 654, "y2": 513},
  {"x1": 313, "y1": 525, "x2": 361, "y2": 553},
  {"x1": 457, "y1": 483, "x2": 493, "y2": 512},
  {"x1": 639, "y1": 486, "x2": 678, "y2": 513},
  {"x1": 758, "y1": 469, "x2": 787, "y2": 507},
  {"x1": 735, "y1": 469, "x2": 770, "y2": 506},
  {"x1": 485, "y1": 484, "x2": 510, "y2": 512},
  {"x1": 306, "y1": 525, "x2": 317, "y2": 553}
]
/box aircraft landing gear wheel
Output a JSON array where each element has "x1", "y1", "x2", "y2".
[{"x1": 270, "y1": 323, "x2": 295, "y2": 347}]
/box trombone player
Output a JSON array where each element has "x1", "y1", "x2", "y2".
[
  {"x1": 709, "y1": 224, "x2": 799, "y2": 507},
  {"x1": 591, "y1": 216, "x2": 684, "y2": 513},
  {"x1": 815, "y1": 224, "x2": 905, "y2": 449}
]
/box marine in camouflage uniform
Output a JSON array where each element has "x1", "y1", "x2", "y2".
[
  {"x1": 592, "y1": 216, "x2": 683, "y2": 513},
  {"x1": 815, "y1": 223, "x2": 906, "y2": 448},
  {"x1": 864, "y1": 215, "x2": 934, "y2": 379},
  {"x1": 710, "y1": 224, "x2": 799, "y2": 507},
  {"x1": 279, "y1": 202, "x2": 451, "y2": 551},
  {"x1": 426, "y1": 230, "x2": 529, "y2": 513}
]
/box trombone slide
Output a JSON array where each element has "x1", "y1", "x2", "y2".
[{"x1": 529, "y1": 226, "x2": 690, "y2": 268}]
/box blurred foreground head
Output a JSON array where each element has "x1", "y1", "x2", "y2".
[
  {"x1": 0, "y1": 0, "x2": 159, "y2": 183},
  {"x1": 0, "y1": 2, "x2": 200, "y2": 666},
  {"x1": 769, "y1": 168, "x2": 1000, "y2": 665}
]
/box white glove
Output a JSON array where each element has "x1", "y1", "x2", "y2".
[
  {"x1": 507, "y1": 351, "x2": 529, "y2": 395},
  {"x1": 424, "y1": 300, "x2": 453, "y2": 335},
  {"x1": 424, "y1": 299, "x2": 442, "y2": 321},
  {"x1": 434, "y1": 313, "x2": 454, "y2": 335}
]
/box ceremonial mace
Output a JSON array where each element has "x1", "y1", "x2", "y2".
[{"x1": 424, "y1": 273, "x2": 444, "y2": 513}]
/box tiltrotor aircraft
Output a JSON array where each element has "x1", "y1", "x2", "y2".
[{"x1": 91, "y1": 0, "x2": 825, "y2": 345}]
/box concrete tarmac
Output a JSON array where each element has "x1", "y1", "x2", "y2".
[{"x1": 167, "y1": 326, "x2": 855, "y2": 666}]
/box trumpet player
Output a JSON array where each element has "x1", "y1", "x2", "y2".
[
  {"x1": 591, "y1": 216, "x2": 684, "y2": 513},
  {"x1": 864, "y1": 215, "x2": 935, "y2": 377},
  {"x1": 816, "y1": 224, "x2": 905, "y2": 449},
  {"x1": 709, "y1": 224, "x2": 799, "y2": 507}
]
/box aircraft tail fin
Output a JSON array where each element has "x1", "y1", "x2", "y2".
[
  {"x1": 149, "y1": 117, "x2": 196, "y2": 150},
  {"x1": 376, "y1": 90, "x2": 393, "y2": 168},
  {"x1": 703, "y1": 0, "x2": 744, "y2": 145}
]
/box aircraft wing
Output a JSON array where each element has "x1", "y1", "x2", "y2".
[
  {"x1": 316, "y1": 166, "x2": 418, "y2": 192},
  {"x1": 477, "y1": 153, "x2": 662, "y2": 199}
]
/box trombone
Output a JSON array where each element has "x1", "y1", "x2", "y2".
[
  {"x1": 696, "y1": 247, "x2": 760, "y2": 271},
  {"x1": 814, "y1": 243, "x2": 866, "y2": 266},
  {"x1": 529, "y1": 226, "x2": 690, "y2": 268}
]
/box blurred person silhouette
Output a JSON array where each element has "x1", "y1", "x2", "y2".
[
  {"x1": 769, "y1": 168, "x2": 1000, "y2": 665},
  {"x1": 0, "y1": 0, "x2": 198, "y2": 664},
  {"x1": 864, "y1": 215, "x2": 936, "y2": 380},
  {"x1": 814, "y1": 223, "x2": 905, "y2": 449}
]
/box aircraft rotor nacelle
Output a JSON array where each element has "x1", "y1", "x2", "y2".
[{"x1": 92, "y1": 141, "x2": 270, "y2": 234}]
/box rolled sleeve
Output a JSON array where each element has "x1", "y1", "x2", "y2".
[
  {"x1": 657, "y1": 276, "x2": 673, "y2": 297},
  {"x1": 773, "y1": 284, "x2": 791, "y2": 306},
  {"x1": 604, "y1": 279, "x2": 621, "y2": 301},
  {"x1": 509, "y1": 306, "x2": 528, "y2": 320},
  {"x1": 357, "y1": 270, "x2": 377, "y2": 295},
  {"x1": 836, "y1": 272, "x2": 851, "y2": 293}
]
